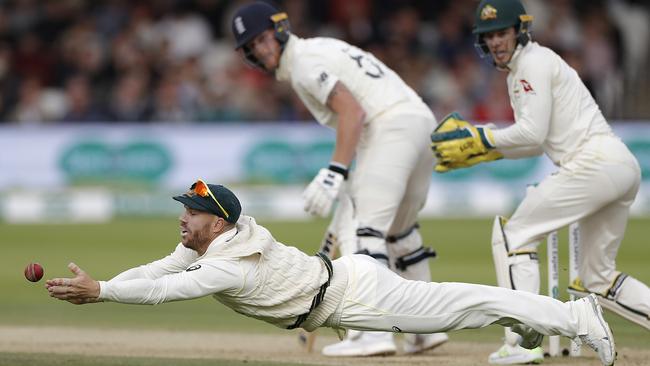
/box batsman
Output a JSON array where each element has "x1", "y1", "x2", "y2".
[
  {"x1": 230, "y1": 1, "x2": 447, "y2": 356},
  {"x1": 431, "y1": 0, "x2": 650, "y2": 364}
]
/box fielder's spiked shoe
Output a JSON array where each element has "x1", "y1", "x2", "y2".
[
  {"x1": 403, "y1": 333, "x2": 449, "y2": 354},
  {"x1": 574, "y1": 294, "x2": 616, "y2": 366},
  {"x1": 488, "y1": 344, "x2": 544, "y2": 365},
  {"x1": 322, "y1": 331, "x2": 396, "y2": 357},
  {"x1": 569, "y1": 276, "x2": 650, "y2": 331}
]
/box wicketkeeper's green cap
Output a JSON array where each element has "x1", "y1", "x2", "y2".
[
  {"x1": 473, "y1": 0, "x2": 529, "y2": 35},
  {"x1": 173, "y1": 179, "x2": 241, "y2": 223}
]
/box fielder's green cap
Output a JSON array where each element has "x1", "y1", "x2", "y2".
[{"x1": 173, "y1": 179, "x2": 241, "y2": 224}]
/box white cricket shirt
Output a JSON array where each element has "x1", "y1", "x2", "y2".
[
  {"x1": 98, "y1": 216, "x2": 342, "y2": 330},
  {"x1": 275, "y1": 35, "x2": 432, "y2": 129},
  {"x1": 492, "y1": 42, "x2": 612, "y2": 165}
]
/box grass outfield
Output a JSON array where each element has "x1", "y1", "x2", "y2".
[
  {"x1": 1, "y1": 217, "x2": 648, "y2": 355},
  {"x1": 0, "y1": 352, "x2": 305, "y2": 366}
]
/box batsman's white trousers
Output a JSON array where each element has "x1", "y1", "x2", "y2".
[
  {"x1": 505, "y1": 135, "x2": 648, "y2": 300},
  {"x1": 325, "y1": 255, "x2": 581, "y2": 336},
  {"x1": 330, "y1": 111, "x2": 436, "y2": 257}
]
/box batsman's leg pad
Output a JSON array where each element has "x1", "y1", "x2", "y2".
[
  {"x1": 393, "y1": 246, "x2": 436, "y2": 281},
  {"x1": 386, "y1": 224, "x2": 436, "y2": 281},
  {"x1": 356, "y1": 228, "x2": 390, "y2": 266}
]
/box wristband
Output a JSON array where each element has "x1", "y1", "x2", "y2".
[{"x1": 328, "y1": 162, "x2": 349, "y2": 180}]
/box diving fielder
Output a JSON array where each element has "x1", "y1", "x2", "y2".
[
  {"x1": 230, "y1": 2, "x2": 446, "y2": 356},
  {"x1": 47, "y1": 179, "x2": 616, "y2": 366},
  {"x1": 431, "y1": 0, "x2": 650, "y2": 364}
]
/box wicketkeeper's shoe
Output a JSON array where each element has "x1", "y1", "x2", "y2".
[
  {"x1": 403, "y1": 333, "x2": 449, "y2": 354},
  {"x1": 574, "y1": 294, "x2": 616, "y2": 366},
  {"x1": 321, "y1": 331, "x2": 396, "y2": 357},
  {"x1": 487, "y1": 344, "x2": 544, "y2": 365}
]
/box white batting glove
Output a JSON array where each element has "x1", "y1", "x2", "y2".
[{"x1": 303, "y1": 167, "x2": 346, "y2": 217}]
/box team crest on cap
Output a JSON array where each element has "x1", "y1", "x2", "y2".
[
  {"x1": 480, "y1": 4, "x2": 498, "y2": 20},
  {"x1": 234, "y1": 16, "x2": 246, "y2": 34}
]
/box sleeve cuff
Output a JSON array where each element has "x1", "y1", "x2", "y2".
[
  {"x1": 478, "y1": 127, "x2": 497, "y2": 149},
  {"x1": 98, "y1": 280, "x2": 109, "y2": 301}
]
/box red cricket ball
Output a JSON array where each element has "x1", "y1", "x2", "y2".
[{"x1": 25, "y1": 262, "x2": 44, "y2": 282}]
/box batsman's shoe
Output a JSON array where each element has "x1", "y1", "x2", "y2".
[
  {"x1": 322, "y1": 331, "x2": 396, "y2": 357},
  {"x1": 403, "y1": 333, "x2": 449, "y2": 354},
  {"x1": 488, "y1": 344, "x2": 544, "y2": 365},
  {"x1": 574, "y1": 294, "x2": 616, "y2": 366}
]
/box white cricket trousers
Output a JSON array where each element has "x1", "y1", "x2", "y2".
[
  {"x1": 505, "y1": 135, "x2": 645, "y2": 295},
  {"x1": 330, "y1": 111, "x2": 435, "y2": 257},
  {"x1": 326, "y1": 255, "x2": 581, "y2": 336}
]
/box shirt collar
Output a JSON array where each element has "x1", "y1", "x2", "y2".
[
  {"x1": 202, "y1": 225, "x2": 239, "y2": 256},
  {"x1": 505, "y1": 42, "x2": 532, "y2": 72},
  {"x1": 275, "y1": 34, "x2": 298, "y2": 82}
]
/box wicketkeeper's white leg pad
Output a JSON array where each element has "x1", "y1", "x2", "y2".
[
  {"x1": 491, "y1": 216, "x2": 513, "y2": 289},
  {"x1": 509, "y1": 251, "x2": 540, "y2": 294},
  {"x1": 491, "y1": 215, "x2": 540, "y2": 293},
  {"x1": 570, "y1": 273, "x2": 650, "y2": 330},
  {"x1": 492, "y1": 216, "x2": 541, "y2": 346},
  {"x1": 606, "y1": 274, "x2": 650, "y2": 330}
]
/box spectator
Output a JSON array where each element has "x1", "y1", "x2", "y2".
[
  {"x1": 10, "y1": 76, "x2": 66, "y2": 124},
  {"x1": 61, "y1": 74, "x2": 108, "y2": 122},
  {"x1": 0, "y1": 0, "x2": 646, "y2": 122},
  {"x1": 108, "y1": 71, "x2": 152, "y2": 122}
]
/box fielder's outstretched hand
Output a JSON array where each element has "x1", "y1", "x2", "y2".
[{"x1": 46, "y1": 262, "x2": 101, "y2": 305}]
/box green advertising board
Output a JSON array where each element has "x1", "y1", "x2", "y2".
[{"x1": 59, "y1": 140, "x2": 172, "y2": 186}]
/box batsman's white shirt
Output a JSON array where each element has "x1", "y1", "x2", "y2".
[
  {"x1": 275, "y1": 34, "x2": 436, "y2": 257},
  {"x1": 98, "y1": 215, "x2": 588, "y2": 338},
  {"x1": 275, "y1": 35, "x2": 432, "y2": 128},
  {"x1": 492, "y1": 41, "x2": 648, "y2": 314}
]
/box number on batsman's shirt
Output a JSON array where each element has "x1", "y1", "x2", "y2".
[{"x1": 275, "y1": 35, "x2": 431, "y2": 129}]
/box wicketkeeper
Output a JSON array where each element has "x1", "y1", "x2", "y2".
[
  {"x1": 46, "y1": 179, "x2": 616, "y2": 366},
  {"x1": 230, "y1": 1, "x2": 446, "y2": 356},
  {"x1": 430, "y1": 0, "x2": 650, "y2": 364}
]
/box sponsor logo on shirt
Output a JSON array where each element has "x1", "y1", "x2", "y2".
[
  {"x1": 318, "y1": 72, "x2": 329, "y2": 85},
  {"x1": 519, "y1": 79, "x2": 535, "y2": 94},
  {"x1": 186, "y1": 265, "x2": 202, "y2": 272}
]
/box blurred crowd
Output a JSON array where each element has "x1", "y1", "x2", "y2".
[{"x1": 0, "y1": 0, "x2": 648, "y2": 125}]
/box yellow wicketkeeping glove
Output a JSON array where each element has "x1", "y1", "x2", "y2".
[
  {"x1": 434, "y1": 150, "x2": 504, "y2": 173},
  {"x1": 431, "y1": 112, "x2": 503, "y2": 173}
]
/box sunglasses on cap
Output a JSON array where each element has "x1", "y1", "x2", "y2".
[{"x1": 191, "y1": 179, "x2": 230, "y2": 219}]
